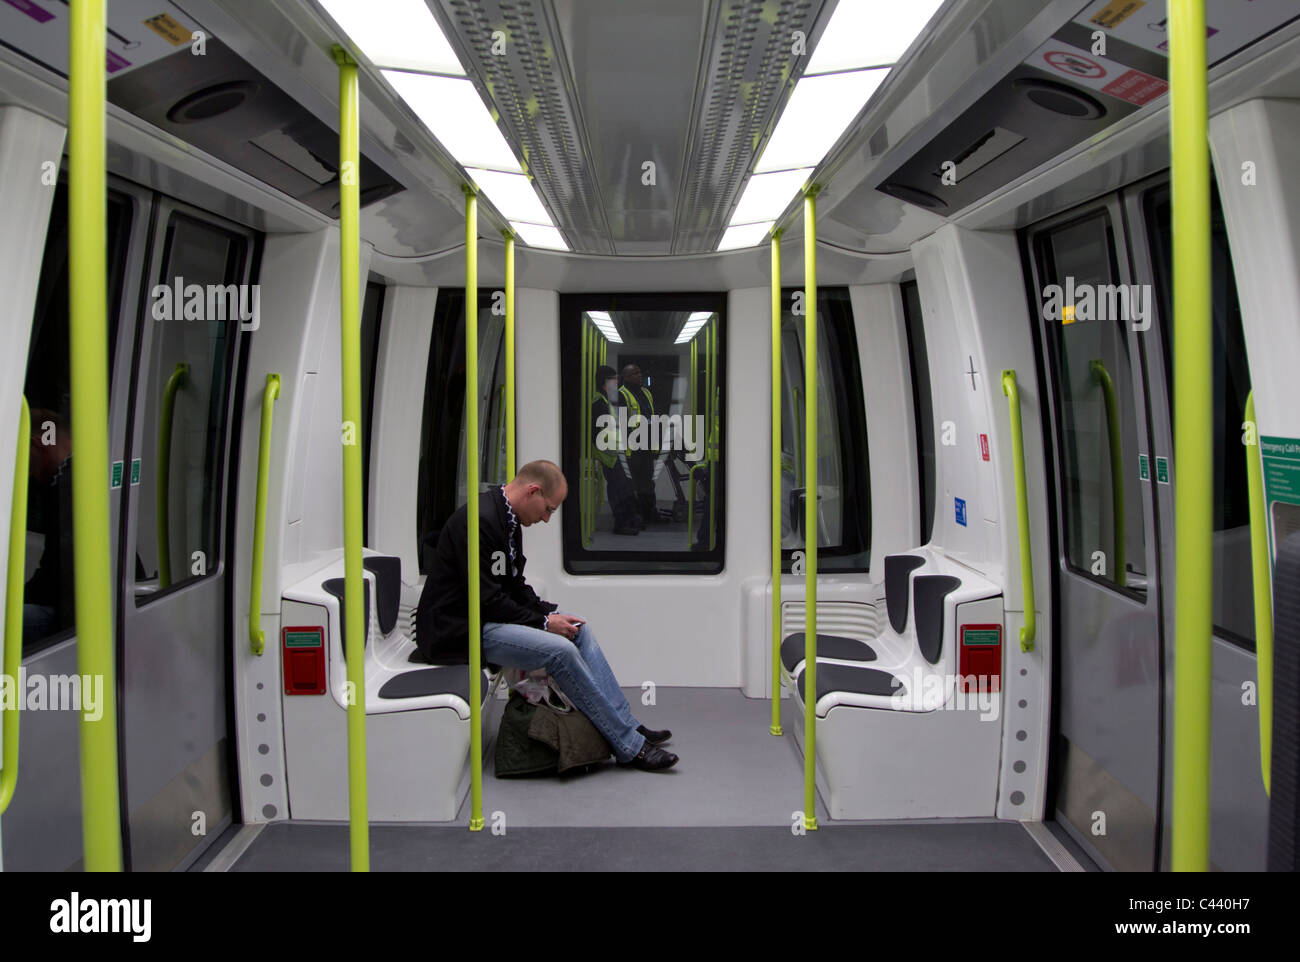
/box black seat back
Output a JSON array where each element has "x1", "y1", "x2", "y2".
[
  {"x1": 323, "y1": 577, "x2": 371, "y2": 663},
  {"x1": 362, "y1": 555, "x2": 401, "y2": 636},
  {"x1": 885, "y1": 554, "x2": 926, "y2": 633},
  {"x1": 914, "y1": 575, "x2": 962, "y2": 665}
]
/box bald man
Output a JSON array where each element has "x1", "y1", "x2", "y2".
[{"x1": 416, "y1": 460, "x2": 678, "y2": 771}]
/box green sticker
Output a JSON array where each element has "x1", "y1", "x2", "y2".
[
  {"x1": 962, "y1": 628, "x2": 1000, "y2": 646},
  {"x1": 1261, "y1": 436, "x2": 1300, "y2": 568},
  {"x1": 1139, "y1": 453, "x2": 1150, "y2": 482},
  {"x1": 130, "y1": 458, "x2": 141, "y2": 486},
  {"x1": 284, "y1": 630, "x2": 322, "y2": 648},
  {"x1": 110, "y1": 461, "x2": 123, "y2": 489},
  {"x1": 1155, "y1": 456, "x2": 1170, "y2": 485}
]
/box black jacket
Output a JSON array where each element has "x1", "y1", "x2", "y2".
[{"x1": 415, "y1": 485, "x2": 557, "y2": 664}]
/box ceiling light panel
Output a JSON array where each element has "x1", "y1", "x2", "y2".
[
  {"x1": 466, "y1": 169, "x2": 553, "y2": 225},
  {"x1": 381, "y1": 71, "x2": 521, "y2": 172},
  {"x1": 717, "y1": 221, "x2": 775, "y2": 251},
  {"x1": 755, "y1": 69, "x2": 889, "y2": 173},
  {"x1": 804, "y1": 0, "x2": 945, "y2": 74},
  {"x1": 729, "y1": 168, "x2": 815, "y2": 225},
  {"x1": 511, "y1": 221, "x2": 570, "y2": 252},
  {"x1": 318, "y1": 0, "x2": 465, "y2": 74}
]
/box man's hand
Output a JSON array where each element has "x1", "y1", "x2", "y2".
[{"x1": 545, "y1": 613, "x2": 585, "y2": 641}]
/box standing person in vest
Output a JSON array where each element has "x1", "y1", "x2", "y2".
[
  {"x1": 619, "y1": 363, "x2": 660, "y2": 526},
  {"x1": 592, "y1": 365, "x2": 640, "y2": 535}
]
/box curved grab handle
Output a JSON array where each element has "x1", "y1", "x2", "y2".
[
  {"x1": 250, "y1": 374, "x2": 281, "y2": 656},
  {"x1": 1002, "y1": 370, "x2": 1036, "y2": 651},
  {"x1": 1245, "y1": 391, "x2": 1272, "y2": 794},
  {"x1": 1, "y1": 397, "x2": 31, "y2": 814},
  {"x1": 1090, "y1": 359, "x2": 1126, "y2": 587},
  {"x1": 156, "y1": 362, "x2": 189, "y2": 589}
]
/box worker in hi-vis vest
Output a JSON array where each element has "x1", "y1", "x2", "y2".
[
  {"x1": 592, "y1": 365, "x2": 641, "y2": 535},
  {"x1": 619, "y1": 363, "x2": 660, "y2": 525}
]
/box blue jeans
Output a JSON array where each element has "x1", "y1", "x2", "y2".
[{"x1": 482, "y1": 618, "x2": 645, "y2": 762}]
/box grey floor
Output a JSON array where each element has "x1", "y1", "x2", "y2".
[{"x1": 224, "y1": 687, "x2": 1061, "y2": 871}]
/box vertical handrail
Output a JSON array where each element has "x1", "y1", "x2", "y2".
[
  {"x1": 332, "y1": 44, "x2": 370, "y2": 872},
  {"x1": 1245, "y1": 391, "x2": 1272, "y2": 794},
  {"x1": 156, "y1": 362, "x2": 189, "y2": 589},
  {"x1": 249, "y1": 374, "x2": 280, "y2": 656},
  {"x1": 464, "y1": 184, "x2": 485, "y2": 833},
  {"x1": 1, "y1": 398, "x2": 30, "y2": 814},
  {"x1": 1001, "y1": 370, "x2": 1037, "y2": 650},
  {"x1": 503, "y1": 230, "x2": 516, "y2": 479},
  {"x1": 70, "y1": 0, "x2": 123, "y2": 871},
  {"x1": 802, "y1": 186, "x2": 820, "y2": 832},
  {"x1": 708, "y1": 321, "x2": 718, "y2": 550},
  {"x1": 1090, "y1": 359, "x2": 1126, "y2": 587},
  {"x1": 770, "y1": 231, "x2": 784, "y2": 736},
  {"x1": 1169, "y1": 0, "x2": 1212, "y2": 873}
]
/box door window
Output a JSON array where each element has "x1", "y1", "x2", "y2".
[
  {"x1": 1034, "y1": 211, "x2": 1149, "y2": 595},
  {"x1": 132, "y1": 213, "x2": 247, "y2": 601}
]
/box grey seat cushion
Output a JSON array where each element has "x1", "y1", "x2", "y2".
[
  {"x1": 377, "y1": 665, "x2": 487, "y2": 703},
  {"x1": 780, "y1": 633, "x2": 876, "y2": 672},
  {"x1": 795, "y1": 662, "x2": 904, "y2": 703}
]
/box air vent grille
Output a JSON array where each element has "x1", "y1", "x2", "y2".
[{"x1": 781, "y1": 601, "x2": 882, "y2": 642}]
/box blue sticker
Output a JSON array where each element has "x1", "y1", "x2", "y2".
[{"x1": 955, "y1": 497, "x2": 967, "y2": 527}]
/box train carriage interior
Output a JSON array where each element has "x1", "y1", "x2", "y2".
[{"x1": 1, "y1": 0, "x2": 1299, "y2": 877}]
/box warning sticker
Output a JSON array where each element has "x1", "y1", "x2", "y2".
[
  {"x1": 1029, "y1": 39, "x2": 1168, "y2": 107},
  {"x1": 1089, "y1": 0, "x2": 1146, "y2": 31},
  {"x1": 143, "y1": 12, "x2": 192, "y2": 46},
  {"x1": 1072, "y1": 0, "x2": 1299, "y2": 66},
  {"x1": 1261, "y1": 436, "x2": 1300, "y2": 568}
]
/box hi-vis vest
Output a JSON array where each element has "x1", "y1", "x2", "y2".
[
  {"x1": 592, "y1": 396, "x2": 618, "y2": 468},
  {"x1": 619, "y1": 385, "x2": 654, "y2": 428}
]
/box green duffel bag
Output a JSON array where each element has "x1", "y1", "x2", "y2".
[{"x1": 493, "y1": 691, "x2": 559, "y2": 777}]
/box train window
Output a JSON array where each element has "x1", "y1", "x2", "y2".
[
  {"x1": 132, "y1": 213, "x2": 246, "y2": 604},
  {"x1": 1143, "y1": 183, "x2": 1255, "y2": 648},
  {"x1": 559, "y1": 293, "x2": 727, "y2": 575},
  {"x1": 1035, "y1": 211, "x2": 1149, "y2": 597},
  {"x1": 360, "y1": 279, "x2": 385, "y2": 545},
  {"x1": 416, "y1": 289, "x2": 508, "y2": 575},
  {"x1": 21, "y1": 179, "x2": 132, "y2": 653},
  {"x1": 901, "y1": 280, "x2": 936, "y2": 545},
  {"x1": 779, "y1": 288, "x2": 871, "y2": 572}
]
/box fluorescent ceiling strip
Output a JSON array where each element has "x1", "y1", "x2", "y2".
[
  {"x1": 717, "y1": 221, "x2": 775, "y2": 251},
  {"x1": 466, "y1": 168, "x2": 553, "y2": 225},
  {"x1": 511, "y1": 221, "x2": 570, "y2": 252},
  {"x1": 382, "y1": 71, "x2": 522, "y2": 172},
  {"x1": 318, "y1": 0, "x2": 465, "y2": 74},
  {"x1": 729, "y1": 168, "x2": 815, "y2": 226},
  {"x1": 755, "y1": 69, "x2": 889, "y2": 173},
  {"x1": 804, "y1": 0, "x2": 945, "y2": 75}
]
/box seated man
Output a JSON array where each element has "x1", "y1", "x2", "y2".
[{"x1": 415, "y1": 459, "x2": 678, "y2": 771}]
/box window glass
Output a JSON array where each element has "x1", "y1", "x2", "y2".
[
  {"x1": 416, "y1": 289, "x2": 505, "y2": 574},
  {"x1": 133, "y1": 213, "x2": 246, "y2": 602},
  {"x1": 561, "y1": 294, "x2": 726, "y2": 575},
  {"x1": 1144, "y1": 184, "x2": 1254, "y2": 647},
  {"x1": 23, "y1": 179, "x2": 131, "y2": 652},
  {"x1": 360, "y1": 279, "x2": 385, "y2": 545},
  {"x1": 1035, "y1": 211, "x2": 1148, "y2": 595},
  {"x1": 901, "y1": 280, "x2": 936, "y2": 544},
  {"x1": 779, "y1": 288, "x2": 871, "y2": 572}
]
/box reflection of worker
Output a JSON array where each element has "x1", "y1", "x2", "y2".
[
  {"x1": 619, "y1": 364, "x2": 659, "y2": 525},
  {"x1": 592, "y1": 365, "x2": 640, "y2": 535},
  {"x1": 24, "y1": 408, "x2": 74, "y2": 646}
]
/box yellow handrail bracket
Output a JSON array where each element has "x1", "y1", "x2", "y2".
[
  {"x1": 770, "y1": 230, "x2": 783, "y2": 736},
  {"x1": 249, "y1": 374, "x2": 281, "y2": 656},
  {"x1": 802, "y1": 185, "x2": 820, "y2": 831},
  {"x1": 1001, "y1": 370, "x2": 1036, "y2": 651},
  {"x1": 2, "y1": 398, "x2": 31, "y2": 815}
]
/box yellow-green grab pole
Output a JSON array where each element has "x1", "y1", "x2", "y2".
[
  {"x1": 1169, "y1": 0, "x2": 1211, "y2": 872},
  {"x1": 332, "y1": 45, "x2": 369, "y2": 872},
  {"x1": 803, "y1": 187, "x2": 820, "y2": 831},
  {"x1": 503, "y1": 230, "x2": 516, "y2": 478},
  {"x1": 2, "y1": 398, "x2": 31, "y2": 815},
  {"x1": 464, "y1": 185, "x2": 484, "y2": 832},
  {"x1": 770, "y1": 230, "x2": 784, "y2": 736},
  {"x1": 70, "y1": 0, "x2": 122, "y2": 872},
  {"x1": 1244, "y1": 392, "x2": 1272, "y2": 794}
]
